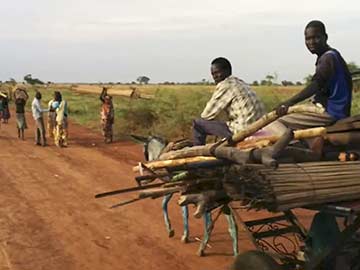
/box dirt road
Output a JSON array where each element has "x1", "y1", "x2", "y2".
[{"x1": 0, "y1": 115, "x2": 313, "y2": 270}]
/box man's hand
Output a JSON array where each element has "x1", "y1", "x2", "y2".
[{"x1": 275, "y1": 103, "x2": 290, "y2": 117}]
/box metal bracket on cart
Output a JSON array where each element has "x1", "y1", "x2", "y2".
[{"x1": 238, "y1": 210, "x2": 307, "y2": 268}]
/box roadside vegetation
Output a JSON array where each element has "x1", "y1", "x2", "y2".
[{"x1": 2, "y1": 83, "x2": 359, "y2": 141}]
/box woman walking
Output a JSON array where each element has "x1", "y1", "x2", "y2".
[
  {"x1": 1, "y1": 92, "x2": 10, "y2": 124},
  {"x1": 0, "y1": 93, "x2": 5, "y2": 127},
  {"x1": 14, "y1": 86, "x2": 29, "y2": 139},
  {"x1": 53, "y1": 92, "x2": 69, "y2": 147},
  {"x1": 99, "y1": 87, "x2": 114, "y2": 143}
]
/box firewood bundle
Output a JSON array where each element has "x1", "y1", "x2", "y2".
[
  {"x1": 222, "y1": 161, "x2": 360, "y2": 212},
  {"x1": 127, "y1": 159, "x2": 360, "y2": 216},
  {"x1": 13, "y1": 86, "x2": 28, "y2": 100},
  {"x1": 97, "y1": 105, "x2": 360, "y2": 215}
]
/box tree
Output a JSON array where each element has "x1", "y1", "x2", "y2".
[
  {"x1": 281, "y1": 80, "x2": 294, "y2": 86},
  {"x1": 303, "y1": 74, "x2": 313, "y2": 86},
  {"x1": 296, "y1": 81, "x2": 303, "y2": 86},
  {"x1": 260, "y1": 80, "x2": 267, "y2": 86},
  {"x1": 347, "y1": 62, "x2": 359, "y2": 73},
  {"x1": 252, "y1": 80, "x2": 259, "y2": 86},
  {"x1": 348, "y1": 62, "x2": 360, "y2": 92},
  {"x1": 23, "y1": 74, "x2": 44, "y2": 85},
  {"x1": 136, "y1": 76, "x2": 150, "y2": 84},
  {"x1": 265, "y1": 74, "x2": 274, "y2": 86},
  {"x1": 200, "y1": 78, "x2": 210, "y2": 85}
]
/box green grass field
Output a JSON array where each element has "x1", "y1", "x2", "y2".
[{"x1": 2, "y1": 83, "x2": 359, "y2": 140}]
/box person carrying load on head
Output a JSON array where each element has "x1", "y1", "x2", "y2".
[
  {"x1": 99, "y1": 87, "x2": 114, "y2": 144},
  {"x1": 13, "y1": 85, "x2": 29, "y2": 140},
  {"x1": 192, "y1": 57, "x2": 266, "y2": 146},
  {"x1": 1, "y1": 92, "x2": 10, "y2": 124},
  {"x1": 0, "y1": 92, "x2": 5, "y2": 127}
]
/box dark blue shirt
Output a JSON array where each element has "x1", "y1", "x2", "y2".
[{"x1": 313, "y1": 49, "x2": 352, "y2": 120}]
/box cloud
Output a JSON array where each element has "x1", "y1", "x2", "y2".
[{"x1": 1, "y1": 0, "x2": 360, "y2": 82}]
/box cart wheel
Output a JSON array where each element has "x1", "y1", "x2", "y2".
[{"x1": 230, "y1": 250, "x2": 282, "y2": 270}]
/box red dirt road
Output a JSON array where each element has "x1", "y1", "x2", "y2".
[{"x1": 0, "y1": 116, "x2": 313, "y2": 270}]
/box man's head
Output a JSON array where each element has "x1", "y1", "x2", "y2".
[
  {"x1": 305, "y1": 20, "x2": 328, "y2": 55},
  {"x1": 35, "y1": 91, "x2": 42, "y2": 100},
  {"x1": 211, "y1": 57, "x2": 232, "y2": 84}
]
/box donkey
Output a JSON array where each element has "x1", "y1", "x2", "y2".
[{"x1": 131, "y1": 135, "x2": 238, "y2": 256}]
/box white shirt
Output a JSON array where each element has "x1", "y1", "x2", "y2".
[{"x1": 31, "y1": 98, "x2": 48, "y2": 120}]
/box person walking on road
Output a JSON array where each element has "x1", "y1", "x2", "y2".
[
  {"x1": 1, "y1": 92, "x2": 10, "y2": 124},
  {"x1": 47, "y1": 92, "x2": 58, "y2": 138},
  {"x1": 53, "y1": 91, "x2": 69, "y2": 147},
  {"x1": 14, "y1": 87, "x2": 29, "y2": 140},
  {"x1": 0, "y1": 92, "x2": 5, "y2": 127},
  {"x1": 99, "y1": 87, "x2": 114, "y2": 143},
  {"x1": 31, "y1": 91, "x2": 48, "y2": 146}
]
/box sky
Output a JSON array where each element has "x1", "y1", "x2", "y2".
[{"x1": 1, "y1": 0, "x2": 360, "y2": 83}]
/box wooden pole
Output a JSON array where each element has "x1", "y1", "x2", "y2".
[
  {"x1": 133, "y1": 156, "x2": 217, "y2": 172},
  {"x1": 225, "y1": 104, "x2": 325, "y2": 146},
  {"x1": 158, "y1": 104, "x2": 326, "y2": 160},
  {"x1": 133, "y1": 127, "x2": 327, "y2": 172}
]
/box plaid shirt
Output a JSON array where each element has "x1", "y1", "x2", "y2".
[{"x1": 201, "y1": 76, "x2": 265, "y2": 133}]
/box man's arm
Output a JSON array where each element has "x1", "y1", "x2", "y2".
[
  {"x1": 100, "y1": 88, "x2": 107, "y2": 102},
  {"x1": 276, "y1": 81, "x2": 320, "y2": 115},
  {"x1": 201, "y1": 85, "x2": 233, "y2": 120},
  {"x1": 36, "y1": 101, "x2": 49, "y2": 113},
  {"x1": 276, "y1": 53, "x2": 335, "y2": 116}
]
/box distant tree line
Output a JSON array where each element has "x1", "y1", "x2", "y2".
[
  {"x1": 251, "y1": 62, "x2": 360, "y2": 88},
  {"x1": 2, "y1": 62, "x2": 360, "y2": 89}
]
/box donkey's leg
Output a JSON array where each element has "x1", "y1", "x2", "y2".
[
  {"x1": 197, "y1": 211, "x2": 212, "y2": 257},
  {"x1": 162, "y1": 194, "x2": 175, "y2": 237},
  {"x1": 181, "y1": 206, "x2": 189, "y2": 243},
  {"x1": 224, "y1": 208, "x2": 238, "y2": 256}
]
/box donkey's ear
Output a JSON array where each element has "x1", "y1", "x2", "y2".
[{"x1": 130, "y1": 134, "x2": 149, "y2": 143}]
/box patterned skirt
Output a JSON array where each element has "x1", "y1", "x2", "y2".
[
  {"x1": 16, "y1": 113, "x2": 27, "y2": 129},
  {"x1": 54, "y1": 118, "x2": 68, "y2": 147},
  {"x1": 2, "y1": 108, "x2": 10, "y2": 120},
  {"x1": 101, "y1": 118, "x2": 113, "y2": 141}
]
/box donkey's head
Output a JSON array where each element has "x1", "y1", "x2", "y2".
[{"x1": 130, "y1": 135, "x2": 168, "y2": 161}]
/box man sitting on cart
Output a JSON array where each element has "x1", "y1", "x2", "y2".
[
  {"x1": 273, "y1": 20, "x2": 353, "y2": 270},
  {"x1": 274, "y1": 20, "x2": 352, "y2": 152},
  {"x1": 192, "y1": 57, "x2": 266, "y2": 146}
]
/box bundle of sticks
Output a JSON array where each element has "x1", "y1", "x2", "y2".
[
  {"x1": 96, "y1": 105, "x2": 360, "y2": 215},
  {"x1": 128, "y1": 159, "x2": 360, "y2": 215},
  {"x1": 223, "y1": 161, "x2": 360, "y2": 212}
]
